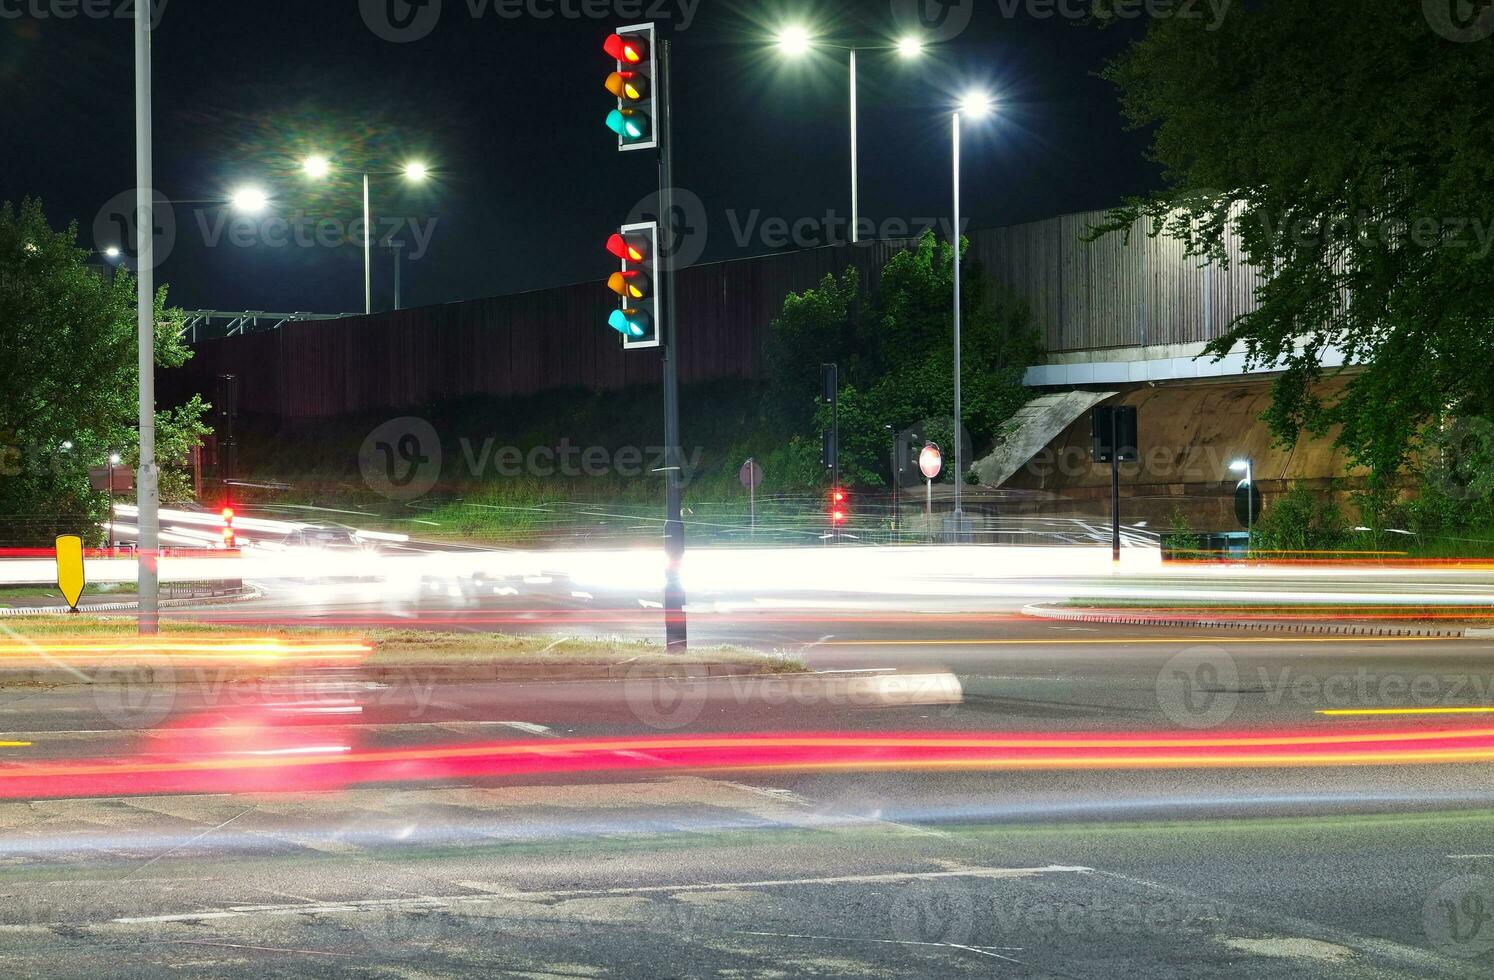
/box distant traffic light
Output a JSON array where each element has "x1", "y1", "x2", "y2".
[
  {"x1": 220, "y1": 507, "x2": 236, "y2": 549},
  {"x1": 829, "y1": 488, "x2": 849, "y2": 525},
  {"x1": 603, "y1": 25, "x2": 657, "y2": 152},
  {"x1": 605, "y1": 222, "x2": 661, "y2": 349}
]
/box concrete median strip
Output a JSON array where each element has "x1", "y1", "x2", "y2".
[{"x1": 1021, "y1": 602, "x2": 1478, "y2": 638}]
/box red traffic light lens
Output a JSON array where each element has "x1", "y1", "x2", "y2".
[
  {"x1": 220, "y1": 507, "x2": 234, "y2": 522},
  {"x1": 604, "y1": 33, "x2": 645, "y2": 64},
  {"x1": 606, "y1": 233, "x2": 647, "y2": 263}
]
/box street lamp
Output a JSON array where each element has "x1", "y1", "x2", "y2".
[
  {"x1": 107, "y1": 452, "x2": 122, "y2": 552},
  {"x1": 951, "y1": 90, "x2": 992, "y2": 528},
  {"x1": 1230, "y1": 458, "x2": 1254, "y2": 548},
  {"x1": 103, "y1": 245, "x2": 122, "y2": 259},
  {"x1": 301, "y1": 156, "x2": 432, "y2": 314},
  {"x1": 772, "y1": 28, "x2": 929, "y2": 244},
  {"x1": 228, "y1": 185, "x2": 269, "y2": 214},
  {"x1": 775, "y1": 25, "x2": 813, "y2": 57}
]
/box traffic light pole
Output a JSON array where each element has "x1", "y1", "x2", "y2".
[{"x1": 658, "y1": 38, "x2": 687, "y2": 652}]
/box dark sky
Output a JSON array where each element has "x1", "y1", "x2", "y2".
[{"x1": 2, "y1": 0, "x2": 1161, "y2": 313}]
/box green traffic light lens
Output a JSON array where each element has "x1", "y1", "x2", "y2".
[
  {"x1": 608, "y1": 308, "x2": 648, "y2": 339},
  {"x1": 606, "y1": 109, "x2": 648, "y2": 141}
]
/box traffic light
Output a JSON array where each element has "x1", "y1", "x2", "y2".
[
  {"x1": 829, "y1": 488, "x2": 849, "y2": 526},
  {"x1": 605, "y1": 221, "x2": 661, "y2": 349},
  {"x1": 220, "y1": 507, "x2": 235, "y2": 549},
  {"x1": 603, "y1": 24, "x2": 657, "y2": 152}
]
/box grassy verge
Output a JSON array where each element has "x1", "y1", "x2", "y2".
[
  {"x1": 0, "y1": 618, "x2": 805, "y2": 671},
  {"x1": 0, "y1": 584, "x2": 137, "y2": 599}
]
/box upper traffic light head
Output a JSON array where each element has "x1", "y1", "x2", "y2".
[{"x1": 603, "y1": 25, "x2": 657, "y2": 152}]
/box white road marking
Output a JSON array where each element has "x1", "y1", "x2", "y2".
[
  {"x1": 497, "y1": 721, "x2": 553, "y2": 737},
  {"x1": 736, "y1": 931, "x2": 1024, "y2": 963}
]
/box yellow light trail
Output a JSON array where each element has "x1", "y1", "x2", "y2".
[
  {"x1": 1317, "y1": 707, "x2": 1494, "y2": 716},
  {"x1": 822, "y1": 636, "x2": 1461, "y2": 646}
]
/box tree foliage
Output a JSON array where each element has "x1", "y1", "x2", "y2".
[
  {"x1": 763, "y1": 232, "x2": 1040, "y2": 486},
  {"x1": 0, "y1": 198, "x2": 210, "y2": 544},
  {"x1": 1092, "y1": 1, "x2": 1494, "y2": 478}
]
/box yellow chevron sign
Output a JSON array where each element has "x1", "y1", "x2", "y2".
[{"x1": 55, "y1": 535, "x2": 84, "y2": 611}]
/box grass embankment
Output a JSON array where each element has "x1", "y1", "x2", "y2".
[
  {"x1": 220, "y1": 380, "x2": 846, "y2": 545},
  {"x1": 0, "y1": 618, "x2": 805, "y2": 671}
]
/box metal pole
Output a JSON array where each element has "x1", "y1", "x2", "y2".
[
  {"x1": 951, "y1": 111, "x2": 963, "y2": 523},
  {"x1": 392, "y1": 241, "x2": 403, "y2": 311},
  {"x1": 1110, "y1": 410, "x2": 1121, "y2": 563},
  {"x1": 107, "y1": 460, "x2": 114, "y2": 552},
  {"x1": 1246, "y1": 460, "x2": 1253, "y2": 551},
  {"x1": 362, "y1": 173, "x2": 372, "y2": 315},
  {"x1": 134, "y1": 0, "x2": 159, "y2": 635},
  {"x1": 849, "y1": 48, "x2": 858, "y2": 245},
  {"x1": 748, "y1": 458, "x2": 755, "y2": 537},
  {"x1": 659, "y1": 39, "x2": 687, "y2": 652}
]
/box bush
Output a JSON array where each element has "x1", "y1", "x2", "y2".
[
  {"x1": 1252, "y1": 484, "x2": 1350, "y2": 554},
  {"x1": 1163, "y1": 503, "x2": 1203, "y2": 557}
]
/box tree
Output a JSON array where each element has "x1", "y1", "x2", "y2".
[
  {"x1": 763, "y1": 231, "x2": 1039, "y2": 486},
  {"x1": 0, "y1": 198, "x2": 210, "y2": 544},
  {"x1": 1092, "y1": 1, "x2": 1494, "y2": 480}
]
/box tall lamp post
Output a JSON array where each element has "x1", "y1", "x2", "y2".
[
  {"x1": 301, "y1": 155, "x2": 429, "y2": 314},
  {"x1": 774, "y1": 27, "x2": 926, "y2": 244},
  {"x1": 950, "y1": 91, "x2": 992, "y2": 528},
  {"x1": 134, "y1": 0, "x2": 159, "y2": 634}
]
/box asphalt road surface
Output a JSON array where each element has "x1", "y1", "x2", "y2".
[{"x1": 4, "y1": 614, "x2": 1494, "y2": 977}]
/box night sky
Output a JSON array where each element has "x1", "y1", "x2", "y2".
[{"x1": 2, "y1": 0, "x2": 1161, "y2": 313}]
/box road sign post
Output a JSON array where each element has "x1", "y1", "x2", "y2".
[
  {"x1": 739, "y1": 458, "x2": 763, "y2": 536},
  {"x1": 918, "y1": 442, "x2": 942, "y2": 529}
]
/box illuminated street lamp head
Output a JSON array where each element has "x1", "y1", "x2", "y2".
[
  {"x1": 108, "y1": 453, "x2": 121, "y2": 466},
  {"x1": 958, "y1": 91, "x2": 993, "y2": 118},
  {"x1": 229, "y1": 186, "x2": 268, "y2": 214},
  {"x1": 776, "y1": 25, "x2": 813, "y2": 57},
  {"x1": 403, "y1": 161, "x2": 429, "y2": 181},
  {"x1": 896, "y1": 35, "x2": 924, "y2": 59},
  {"x1": 302, "y1": 154, "x2": 331, "y2": 178},
  {"x1": 103, "y1": 245, "x2": 121, "y2": 259},
  {"x1": 1229, "y1": 459, "x2": 1251, "y2": 473}
]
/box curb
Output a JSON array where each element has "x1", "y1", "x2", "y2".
[
  {"x1": 0, "y1": 589, "x2": 262, "y2": 617},
  {"x1": 1020, "y1": 602, "x2": 1481, "y2": 639}
]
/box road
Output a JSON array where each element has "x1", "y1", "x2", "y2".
[{"x1": 4, "y1": 596, "x2": 1494, "y2": 976}]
